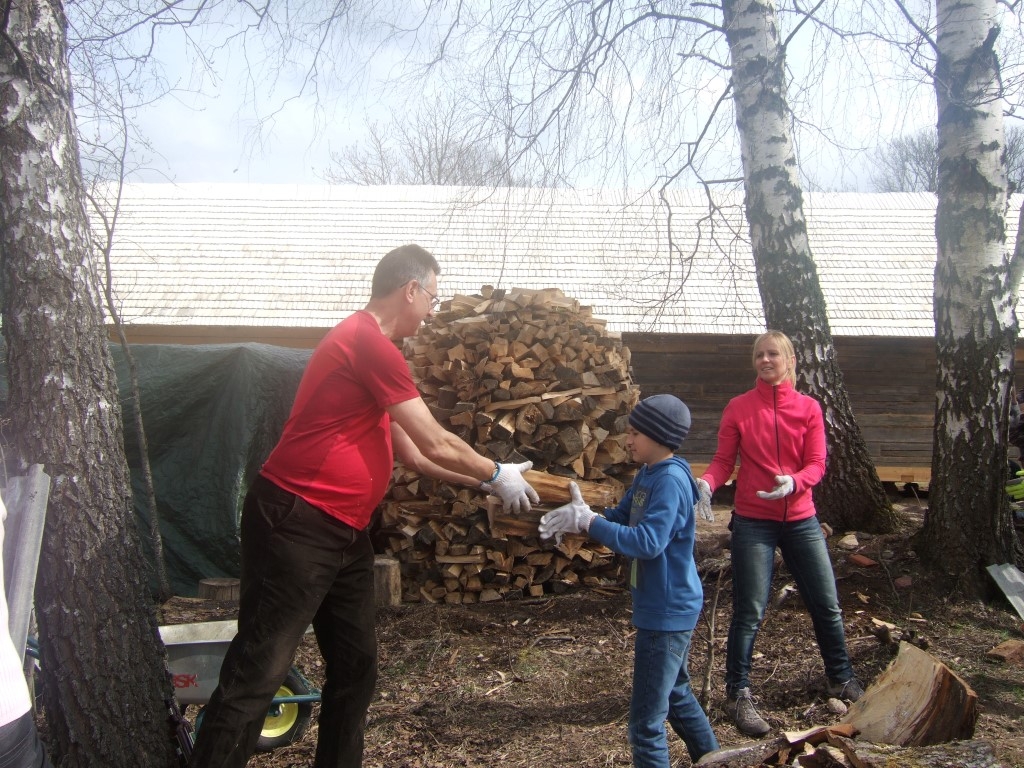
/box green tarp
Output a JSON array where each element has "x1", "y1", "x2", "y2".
[{"x1": 117, "y1": 343, "x2": 309, "y2": 594}]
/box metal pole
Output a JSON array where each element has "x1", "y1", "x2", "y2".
[{"x1": 2, "y1": 464, "x2": 51, "y2": 665}]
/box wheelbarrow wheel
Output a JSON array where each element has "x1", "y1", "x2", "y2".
[{"x1": 255, "y1": 669, "x2": 313, "y2": 752}]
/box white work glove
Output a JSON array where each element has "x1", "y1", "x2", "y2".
[
  {"x1": 695, "y1": 478, "x2": 715, "y2": 522},
  {"x1": 480, "y1": 461, "x2": 541, "y2": 514},
  {"x1": 538, "y1": 482, "x2": 597, "y2": 545},
  {"x1": 756, "y1": 474, "x2": 795, "y2": 500}
]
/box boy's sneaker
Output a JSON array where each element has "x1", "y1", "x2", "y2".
[
  {"x1": 827, "y1": 677, "x2": 865, "y2": 702},
  {"x1": 725, "y1": 687, "x2": 771, "y2": 736}
]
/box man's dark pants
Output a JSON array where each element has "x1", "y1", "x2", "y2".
[
  {"x1": 188, "y1": 475, "x2": 377, "y2": 768},
  {"x1": 0, "y1": 712, "x2": 52, "y2": 768}
]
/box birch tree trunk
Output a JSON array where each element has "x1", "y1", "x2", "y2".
[
  {"x1": 721, "y1": 0, "x2": 897, "y2": 533},
  {"x1": 0, "y1": 0, "x2": 178, "y2": 764},
  {"x1": 920, "y1": 0, "x2": 1020, "y2": 590}
]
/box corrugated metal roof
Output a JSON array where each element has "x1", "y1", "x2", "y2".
[{"x1": 101, "y1": 184, "x2": 1024, "y2": 336}]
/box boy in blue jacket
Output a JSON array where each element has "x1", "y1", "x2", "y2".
[{"x1": 539, "y1": 394, "x2": 719, "y2": 767}]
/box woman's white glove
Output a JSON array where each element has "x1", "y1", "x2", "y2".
[
  {"x1": 480, "y1": 461, "x2": 541, "y2": 514},
  {"x1": 538, "y1": 482, "x2": 597, "y2": 544},
  {"x1": 695, "y1": 478, "x2": 715, "y2": 522},
  {"x1": 756, "y1": 474, "x2": 795, "y2": 500}
]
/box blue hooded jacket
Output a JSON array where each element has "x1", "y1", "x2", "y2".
[{"x1": 587, "y1": 456, "x2": 704, "y2": 631}]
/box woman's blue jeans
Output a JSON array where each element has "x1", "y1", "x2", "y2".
[
  {"x1": 725, "y1": 514, "x2": 854, "y2": 698},
  {"x1": 629, "y1": 628, "x2": 719, "y2": 767}
]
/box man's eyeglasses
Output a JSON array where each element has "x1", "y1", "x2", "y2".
[{"x1": 419, "y1": 285, "x2": 440, "y2": 310}]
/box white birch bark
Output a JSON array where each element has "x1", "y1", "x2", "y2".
[
  {"x1": 721, "y1": 0, "x2": 895, "y2": 531},
  {"x1": 921, "y1": 0, "x2": 1020, "y2": 586},
  {"x1": 0, "y1": 0, "x2": 178, "y2": 763}
]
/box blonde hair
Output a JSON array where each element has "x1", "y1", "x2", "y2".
[{"x1": 752, "y1": 330, "x2": 797, "y2": 386}]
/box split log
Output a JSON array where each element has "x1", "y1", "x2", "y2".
[
  {"x1": 696, "y1": 736, "x2": 796, "y2": 767},
  {"x1": 378, "y1": 496, "x2": 626, "y2": 603},
  {"x1": 840, "y1": 641, "x2": 978, "y2": 746},
  {"x1": 519, "y1": 470, "x2": 623, "y2": 507}
]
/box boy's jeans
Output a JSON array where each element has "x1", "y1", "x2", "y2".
[
  {"x1": 725, "y1": 513, "x2": 854, "y2": 697},
  {"x1": 629, "y1": 628, "x2": 719, "y2": 767}
]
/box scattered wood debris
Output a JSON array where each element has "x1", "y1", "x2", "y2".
[
  {"x1": 698, "y1": 641, "x2": 995, "y2": 766},
  {"x1": 847, "y1": 553, "x2": 877, "y2": 567},
  {"x1": 869, "y1": 617, "x2": 930, "y2": 649}
]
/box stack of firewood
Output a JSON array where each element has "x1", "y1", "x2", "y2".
[{"x1": 377, "y1": 286, "x2": 641, "y2": 603}]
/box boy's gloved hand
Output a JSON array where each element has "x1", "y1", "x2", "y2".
[
  {"x1": 695, "y1": 478, "x2": 715, "y2": 522},
  {"x1": 538, "y1": 482, "x2": 596, "y2": 544},
  {"x1": 756, "y1": 474, "x2": 795, "y2": 500},
  {"x1": 481, "y1": 461, "x2": 541, "y2": 514}
]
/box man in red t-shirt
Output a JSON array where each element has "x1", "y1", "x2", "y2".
[{"x1": 189, "y1": 244, "x2": 539, "y2": 768}]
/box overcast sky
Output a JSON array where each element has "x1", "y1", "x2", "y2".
[
  {"x1": 127, "y1": 64, "x2": 878, "y2": 190},
  {"x1": 104, "y1": 2, "x2": 957, "y2": 193},
  {"x1": 135, "y1": 88, "x2": 343, "y2": 184}
]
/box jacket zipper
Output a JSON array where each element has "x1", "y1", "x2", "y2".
[{"x1": 772, "y1": 385, "x2": 789, "y2": 523}]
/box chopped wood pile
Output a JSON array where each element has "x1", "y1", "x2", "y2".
[{"x1": 377, "y1": 286, "x2": 641, "y2": 603}]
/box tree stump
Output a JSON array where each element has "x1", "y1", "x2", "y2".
[
  {"x1": 841, "y1": 641, "x2": 978, "y2": 746},
  {"x1": 374, "y1": 556, "x2": 402, "y2": 607},
  {"x1": 197, "y1": 577, "x2": 240, "y2": 601}
]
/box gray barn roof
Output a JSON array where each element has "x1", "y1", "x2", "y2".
[{"x1": 102, "y1": 184, "x2": 1024, "y2": 336}]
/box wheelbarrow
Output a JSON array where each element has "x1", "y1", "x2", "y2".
[{"x1": 158, "y1": 619, "x2": 321, "y2": 752}]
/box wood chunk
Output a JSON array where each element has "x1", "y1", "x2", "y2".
[
  {"x1": 697, "y1": 737, "x2": 791, "y2": 767},
  {"x1": 373, "y1": 556, "x2": 402, "y2": 607},
  {"x1": 197, "y1": 578, "x2": 240, "y2": 601},
  {"x1": 848, "y1": 553, "x2": 878, "y2": 567},
  {"x1": 985, "y1": 638, "x2": 1024, "y2": 664},
  {"x1": 840, "y1": 641, "x2": 978, "y2": 746}
]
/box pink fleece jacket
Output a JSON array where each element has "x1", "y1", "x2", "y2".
[{"x1": 703, "y1": 377, "x2": 826, "y2": 522}]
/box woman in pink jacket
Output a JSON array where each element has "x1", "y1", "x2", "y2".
[{"x1": 696, "y1": 331, "x2": 862, "y2": 738}]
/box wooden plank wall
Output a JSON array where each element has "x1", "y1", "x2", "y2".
[
  {"x1": 116, "y1": 324, "x2": 327, "y2": 348},
  {"x1": 623, "y1": 333, "x2": 954, "y2": 485},
  {"x1": 118, "y1": 325, "x2": 1024, "y2": 485}
]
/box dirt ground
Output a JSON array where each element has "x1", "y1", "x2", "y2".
[{"x1": 161, "y1": 492, "x2": 1024, "y2": 767}]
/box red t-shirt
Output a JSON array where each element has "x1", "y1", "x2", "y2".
[{"x1": 260, "y1": 311, "x2": 421, "y2": 529}]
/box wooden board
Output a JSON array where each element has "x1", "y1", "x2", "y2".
[{"x1": 623, "y1": 333, "x2": 945, "y2": 480}]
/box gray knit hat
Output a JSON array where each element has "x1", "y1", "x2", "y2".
[{"x1": 629, "y1": 394, "x2": 691, "y2": 450}]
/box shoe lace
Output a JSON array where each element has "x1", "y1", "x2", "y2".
[
  {"x1": 735, "y1": 693, "x2": 759, "y2": 717},
  {"x1": 831, "y1": 678, "x2": 860, "y2": 697}
]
